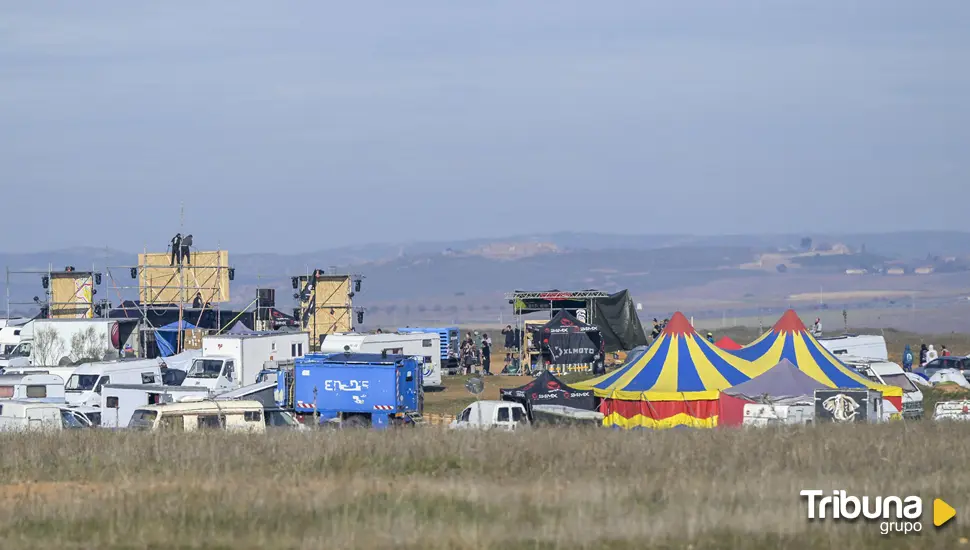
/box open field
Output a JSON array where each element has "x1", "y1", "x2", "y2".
[{"x1": 1, "y1": 426, "x2": 969, "y2": 549}]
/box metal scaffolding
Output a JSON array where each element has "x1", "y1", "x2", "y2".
[{"x1": 5, "y1": 263, "x2": 105, "y2": 320}]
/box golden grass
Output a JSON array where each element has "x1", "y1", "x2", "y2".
[{"x1": 0, "y1": 425, "x2": 968, "y2": 549}]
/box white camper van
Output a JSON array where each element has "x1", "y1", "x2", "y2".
[
  {"x1": 182, "y1": 333, "x2": 309, "y2": 395},
  {"x1": 0, "y1": 401, "x2": 85, "y2": 432},
  {"x1": 64, "y1": 359, "x2": 163, "y2": 407},
  {"x1": 818, "y1": 335, "x2": 889, "y2": 361},
  {"x1": 128, "y1": 400, "x2": 267, "y2": 433},
  {"x1": 0, "y1": 373, "x2": 65, "y2": 401},
  {"x1": 101, "y1": 384, "x2": 212, "y2": 428},
  {"x1": 319, "y1": 332, "x2": 442, "y2": 387},
  {"x1": 0, "y1": 326, "x2": 24, "y2": 356},
  {"x1": 840, "y1": 356, "x2": 923, "y2": 420}
]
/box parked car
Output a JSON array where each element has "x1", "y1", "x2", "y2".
[{"x1": 915, "y1": 357, "x2": 970, "y2": 381}]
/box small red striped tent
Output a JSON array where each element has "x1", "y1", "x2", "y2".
[{"x1": 715, "y1": 336, "x2": 742, "y2": 351}]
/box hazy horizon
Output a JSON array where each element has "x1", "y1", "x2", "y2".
[{"x1": 3, "y1": 2, "x2": 968, "y2": 254}]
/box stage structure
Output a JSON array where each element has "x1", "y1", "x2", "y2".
[
  {"x1": 505, "y1": 290, "x2": 611, "y2": 373},
  {"x1": 104, "y1": 249, "x2": 235, "y2": 355},
  {"x1": 5, "y1": 265, "x2": 107, "y2": 320},
  {"x1": 292, "y1": 270, "x2": 365, "y2": 348}
]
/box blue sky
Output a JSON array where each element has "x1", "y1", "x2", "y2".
[{"x1": 1, "y1": 2, "x2": 968, "y2": 253}]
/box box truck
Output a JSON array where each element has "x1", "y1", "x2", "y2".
[{"x1": 182, "y1": 333, "x2": 309, "y2": 395}]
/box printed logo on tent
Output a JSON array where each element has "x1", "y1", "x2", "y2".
[
  {"x1": 822, "y1": 393, "x2": 860, "y2": 422},
  {"x1": 560, "y1": 318, "x2": 575, "y2": 327},
  {"x1": 546, "y1": 380, "x2": 560, "y2": 390}
]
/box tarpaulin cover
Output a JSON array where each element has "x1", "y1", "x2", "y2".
[
  {"x1": 500, "y1": 370, "x2": 597, "y2": 412},
  {"x1": 226, "y1": 322, "x2": 256, "y2": 335},
  {"x1": 589, "y1": 290, "x2": 648, "y2": 352},
  {"x1": 722, "y1": 359, "x2": 827, "y2": 401},
  {"x1": 154, "y1": 320, "x2": 197, "y2": 357},
  {"x1": 728, "y1": 310, "x2": 903, "y2": 410},
  {"x1": 161, "y1": 349, "x2": 202, "y2": 372},
  {"x1": 533, "y1": 310, "x2": 603, "y2": 365}
]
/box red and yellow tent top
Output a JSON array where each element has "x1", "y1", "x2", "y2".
[
  {"x1": 729, "y1": 310, "x2": 902, "y2": 399},
  {"x1": 574, "y1": 312, "x2": 770, "y2": 401}
]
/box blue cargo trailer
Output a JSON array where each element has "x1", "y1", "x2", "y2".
[{"x1": 276, "y1": 352, "x2": 423, "y2": 429}]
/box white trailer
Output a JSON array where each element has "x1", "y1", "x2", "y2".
[
  {"x1": 818, "y1": 334, "x2": 889, "y2": 361},
  {"x1": 0, "y1": 401, "x2": 73, "y2": 432},
  {"x1": 0, "y1": 373, "x2": 65, "y2": 400},
  {"x1": 182, "y1": 332, "x2": 309, "y2": 395},
  {"x1": 319, "y1": 332, "x2": 442, "y2": 387},
  {"x1": 64, "y1": 359, "x2": 163, "y2": 407},
  {"x1": 101, "y1": 384, "x2": 212, "y2": 428},
  {"x1": 0, "y1": 319, "x2": 139, "y2": 369}
]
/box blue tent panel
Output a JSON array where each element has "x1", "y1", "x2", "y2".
[{"x1": 154, "y1": 320, "x2": 197, "y2": 358}]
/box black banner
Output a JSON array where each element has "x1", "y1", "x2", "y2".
[{"x1": 814, "y1": 390, "x2": 871, "y2": 423}]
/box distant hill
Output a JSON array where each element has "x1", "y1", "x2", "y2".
[{"x1": 3, "y1": 231, "x2": 970, "y2": 318}]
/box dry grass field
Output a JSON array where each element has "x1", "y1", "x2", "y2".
[{"x1": 1, "y1": 425, "x2": 969, "y2": 549}]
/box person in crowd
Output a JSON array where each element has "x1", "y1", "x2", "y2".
[
  {"x1": 461, "y1": 335, "x2": 476, "y2": 375},
  {"x1": 942, "y1": 345, "x2": 951, "y2": 357},
  {"x1": 180, "y1": 234, "x2": 193, "y2": 265},
  {"x1": 926, "y1": 344, "x2": 938, "y2": 363},
  {"x1": 481, "y1": 334, "x2": 492, "y2": 375},
  {"x1": 192, "y1": 292, "x2": 203, "y2": 308},
  {"x1": 502, "y1": 325, "x2": 515, "y2": 350},
  {"x1": 169, "y1": 233, "x2": 182, "y2": 266},
  {"x1": 706, "y1": 332, "x2": 715, "y2": 343},
  {"x1": 919, "y1": 344, "x2": 929, "y2": 367},
  {"x1": 813, "y1": 318, "x2": 822, "y2": 337},
  {"x1": 902, "y1": 344, "x2": 914, "y2": 372}
]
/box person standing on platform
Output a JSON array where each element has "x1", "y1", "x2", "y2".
[
  {"x1": 180, "y1": 234, "x2": 193, "y2": 265},
  {"x1": 170, "y1": 233, "x2": 182, "y2": 266}
]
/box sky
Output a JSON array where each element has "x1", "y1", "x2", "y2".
[{"x1": 2, "y1": 1, "x2": 969, "y2": 254}]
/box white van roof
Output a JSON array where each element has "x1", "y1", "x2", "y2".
[
  {"x1": 0, "y1": 373, "x2": 64, "y2": 386},
  {"x1": 135, "y1": 400, "x2": 264, "y2": 414},
  {"x1": 71, "y1": 359, "x2": 161, "y2": 375},
  {"x1": 0, "y1": 400, "x2": 63, "y2": 415}
]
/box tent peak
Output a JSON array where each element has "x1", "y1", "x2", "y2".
[
  {"x1": 773, "y1": 309, "x2": 807, "y2": 333},
  {"x1": 662, "y1": 312, "x2": 695, "y2": 337}
]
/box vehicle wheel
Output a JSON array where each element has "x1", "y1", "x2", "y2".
[{"x1": 343, "y1": 415, "x2": 371, "y2": 429}]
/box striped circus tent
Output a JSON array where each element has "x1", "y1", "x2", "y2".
[
  {"x1": 574, "y1": 312, "x2": 769, "y2": 429},
  {"x1": 730, "y1": 310, "x2": 903, "y2": 409}
]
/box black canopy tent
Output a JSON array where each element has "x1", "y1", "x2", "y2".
[
  {"x1": 532, "y1": 310, "x2": 604, "y2": 372},
  {"x1": 499, "y1": 370, "x2": 597, "y2": 419}
]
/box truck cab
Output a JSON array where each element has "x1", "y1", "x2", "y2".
[
  {"x1": 841, "y1": 356, "x2": 923, "y2": 420},
  {"x1": 0, "y1": 341, "x2": 32, "y2": 369},
  {"x1": 450, "y1": 400, "x2": 528, "y2": 431},
  {"x1": 183, "y1": 333, "x2": 309, "y2": 395}
]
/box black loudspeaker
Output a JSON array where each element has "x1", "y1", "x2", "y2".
[{"x1": 257, "y1": 288, "x2": 275, "y2": 307}]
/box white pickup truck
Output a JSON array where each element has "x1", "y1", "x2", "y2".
[{"x1": 449, "y1": 400, "x2": 528, "y2": 431}]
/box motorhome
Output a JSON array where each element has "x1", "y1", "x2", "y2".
[
  {"x1": 0, "y1": 325, "x2": 24, "y2": 355},
  {"x1": 0, "y1": 373, "x2": 65, "y2": 401},
  {"x1": 0, "y1": 400, "x2": 85, "y2": 431},
  {"x1": 182, "y1": 333, "x2": 309, "y2": 395},
  {"x1": 64, "y1": 359, "x2": 163, "y2": 407},
  {"x1": 101, "y1": 384, "x2": 212, "y2": 428},
  {"x1": 817, "y1": 334, "x2": 889, "y2": 361},
  {"x1": 319, "y1": 332, "x2": 442, "y2": 387},
  {"x1": 128, "y1": 400, "x2": 267, "y2": 433},
  {"x1": 840, "y1": 356, "x2": 923, "y2": 420},
  {"x1": 0, "y1": 319, "x2": 139, "y2": 369}
]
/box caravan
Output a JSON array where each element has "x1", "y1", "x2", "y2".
[
  {"x1": 319, "y1": 332, "x2": 442, "y2": 387},
  {"x1": 0, "y1": 373, "x2": 65, "y2": 401},
  {"x1": 817, "y1": 335, "x2": 889, "y2": 361},
  {"x1": 128, "y1": 400, "x2": 267, "y2": 433},
  {"x1": 65, "y1": 359, "x2": 163, "y2": 407}
]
